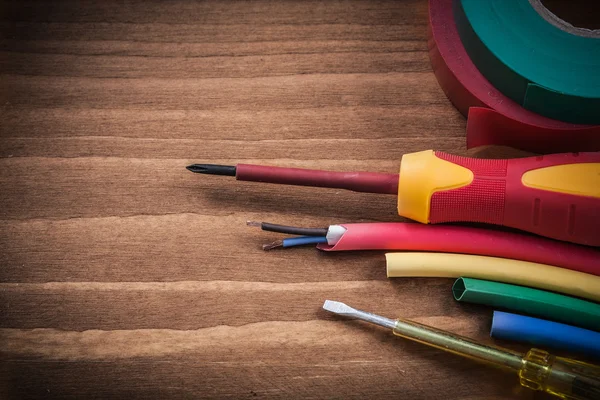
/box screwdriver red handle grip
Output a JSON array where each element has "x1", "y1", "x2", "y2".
[{"x1": 397, "y1": 151, "x2": 600, "y2": 246}]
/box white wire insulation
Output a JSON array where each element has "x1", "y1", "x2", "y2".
[{"x1": 326, "y1": 225, "x2": 346, "y2": 245}]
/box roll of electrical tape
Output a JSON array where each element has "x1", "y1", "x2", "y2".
[
  {"x1": 456, "y1": 0, "x2": 600, "y2": 125},
  {"x1": 428, "y1": 0, "x2": 600, "y2": 153}
]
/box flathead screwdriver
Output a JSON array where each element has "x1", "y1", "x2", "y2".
[{"x1": 323, "y1": 300, "x2": 600, "y2": 399}]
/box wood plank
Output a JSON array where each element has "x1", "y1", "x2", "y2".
[
  {"x1": 1, "y1": 0, "x2": 427, "y2": 25},
  {"x1": 0, "y1": 137, "x2": 466, "y2": 159},
  {"x1": 2, "y1": 357, "x2": 526, "y2": 400},
  {"x1": 1, "y1": 73, "x2": 447, "y2": 110},
  {"x1": 0, "y1": 23, "x2": 424, "y2": 45},
  {"x1": 0, "y1": 280, "x2": 472, "y2": 329},
  {"x1": 0, "y1": 39, "x2": 423, "y2": 57},
  {"x1": 0, "y1": 51, "x2": 431, "y2": 78},
  {"x1": 0, "y1": 213, "x2": 391, "y2": 282},
  {"x1": 0, "y1": 106, "x2": 465, "y2": 140}
]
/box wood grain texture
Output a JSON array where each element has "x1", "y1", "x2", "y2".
[{"x1": 0, "y1": 1, "x2": 547, "y2": 399}]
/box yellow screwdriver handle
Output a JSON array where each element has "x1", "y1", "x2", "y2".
[
  {"x1": 391, "y1": 316, "x2": 600, "y2": 400},
  {"x1": 519, "y1": 348, "x2": 600, "y2": 399}
]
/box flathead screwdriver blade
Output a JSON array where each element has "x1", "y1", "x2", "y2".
[
  {"x1": 323, "y1": 300, "x2": 396, "y2": 329},
  {"x1": 186, "y1": 164, "x2": 236, "y2": 176}
]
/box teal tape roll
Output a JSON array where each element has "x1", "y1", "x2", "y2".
[
  {"x1": 452, "y1": 277, "x2": 600, "y2": 332},
  {"x1": 455, "y1": 0, "x2": 600, "y2": 124}
]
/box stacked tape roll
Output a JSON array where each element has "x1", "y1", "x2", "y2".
[
  {"x1": 428, "y1": 0, "x2": 600, "y2": 153},
  {"x1": 457, "y1": 0, "x2": 600, "y2": 124}
]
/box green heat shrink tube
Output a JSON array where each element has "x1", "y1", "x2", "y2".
[{"x1": 452, "y1": 278, "x2": 600, "y2": 332}]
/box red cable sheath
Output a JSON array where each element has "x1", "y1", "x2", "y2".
[
  {"x1": 236, "y1": 164, "x2": 399, "y2": 195},
  {"x1": 317, "y1": 223, "x2": 600, "y2": 276},
  {"x1": 428, "y1": 0, "x2": 600, "y2": 153}
]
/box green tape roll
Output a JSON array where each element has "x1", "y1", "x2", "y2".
[
  {"x1": 455, "y1": 0, "x2": 600, "y2": 124},
  {"x1": 452, "y1": 277, "x2": 600, "y2": 332}
]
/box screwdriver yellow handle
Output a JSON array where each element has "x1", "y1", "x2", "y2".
[
  {"x1": 520, "y1": 348, "x2": 600, "y2": 399},
  {"x1": 390, "y1": 317, "x2": 600, "y2": 399}
]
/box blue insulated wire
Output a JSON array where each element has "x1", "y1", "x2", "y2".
[{"x1": 282, "y1": 236, "x2": 328, "y2": 248}]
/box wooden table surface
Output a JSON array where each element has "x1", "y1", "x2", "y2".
[{"x1": 0, "y1": 1, "x2": 555, "y2": 399}]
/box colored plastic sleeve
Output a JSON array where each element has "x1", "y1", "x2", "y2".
[
  {"x1": 453, "y1": 278, "x2": 600, "y2": 332},
  {"x1": 316, "y1": 223, "x2": 600, "y2": 276},
  {"x1": 491, "y1": 311, "x2": 600, "y2": 360},
  {"x1": 385, "y1": 253, "x2": 600, "y2": 303},
  {"x1": 397, "y1": 150, "x2": 600, "y2": 246}
]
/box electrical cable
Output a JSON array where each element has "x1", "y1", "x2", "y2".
[
  {"x1": 385, "y1": 253, "x2": 600, "y2": 302},
  {"x1": 316, "y1": 223, "x2": 600, "y2": 277},
  {"x1": 247, "y1": 221, "x2": 328, "y2": 237},
  {"x1": 263, "y1": 236, "x2": 328, "y2": 250},
  {"x1": 453, "y1": 278, "x2": 600, "y2": 332},
  {"x1": 282, "y1": 236, "x2": 327, "y2": 248},
  {"x1": 491, "y1": 311, "x2": 600, "y2": 359}
]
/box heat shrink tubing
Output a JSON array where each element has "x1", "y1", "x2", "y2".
[
  {"x1": 452, "y1": 278, "x2": 600, "y2": 332},
  {"x1": 316, "y1": 223, "x2": 600, "y2": 276},
  {"x1": 491, "y1": 311, "x2": 600, "y2": 360},
  {"x1": 386, "y1": 253, "x2": 600, "y2": 303}
]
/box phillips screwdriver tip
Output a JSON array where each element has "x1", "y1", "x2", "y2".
[{"x1": 186, "y1": 164, "x2": 236, "y2": 176}]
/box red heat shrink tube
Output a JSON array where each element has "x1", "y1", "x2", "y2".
[{"x1": 316, "y1": 223, "x2": 600, "y2": 277}]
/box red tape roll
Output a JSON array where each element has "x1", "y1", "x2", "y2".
[{"x1": 428, "y1": 0, "x2": 600, "y2": 153}]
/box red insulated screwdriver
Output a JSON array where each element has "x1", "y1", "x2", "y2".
[{"x1": 187, "y1": 150, "x2": 600, "y2": 246}]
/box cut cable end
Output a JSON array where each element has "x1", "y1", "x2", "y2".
[{"x1": 262, "y1": 240, "x2": 283, "y2": 251}]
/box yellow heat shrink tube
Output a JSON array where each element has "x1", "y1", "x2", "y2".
[{"x1": 386, "y1": 253, "x2": 600, "y2": 303}]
